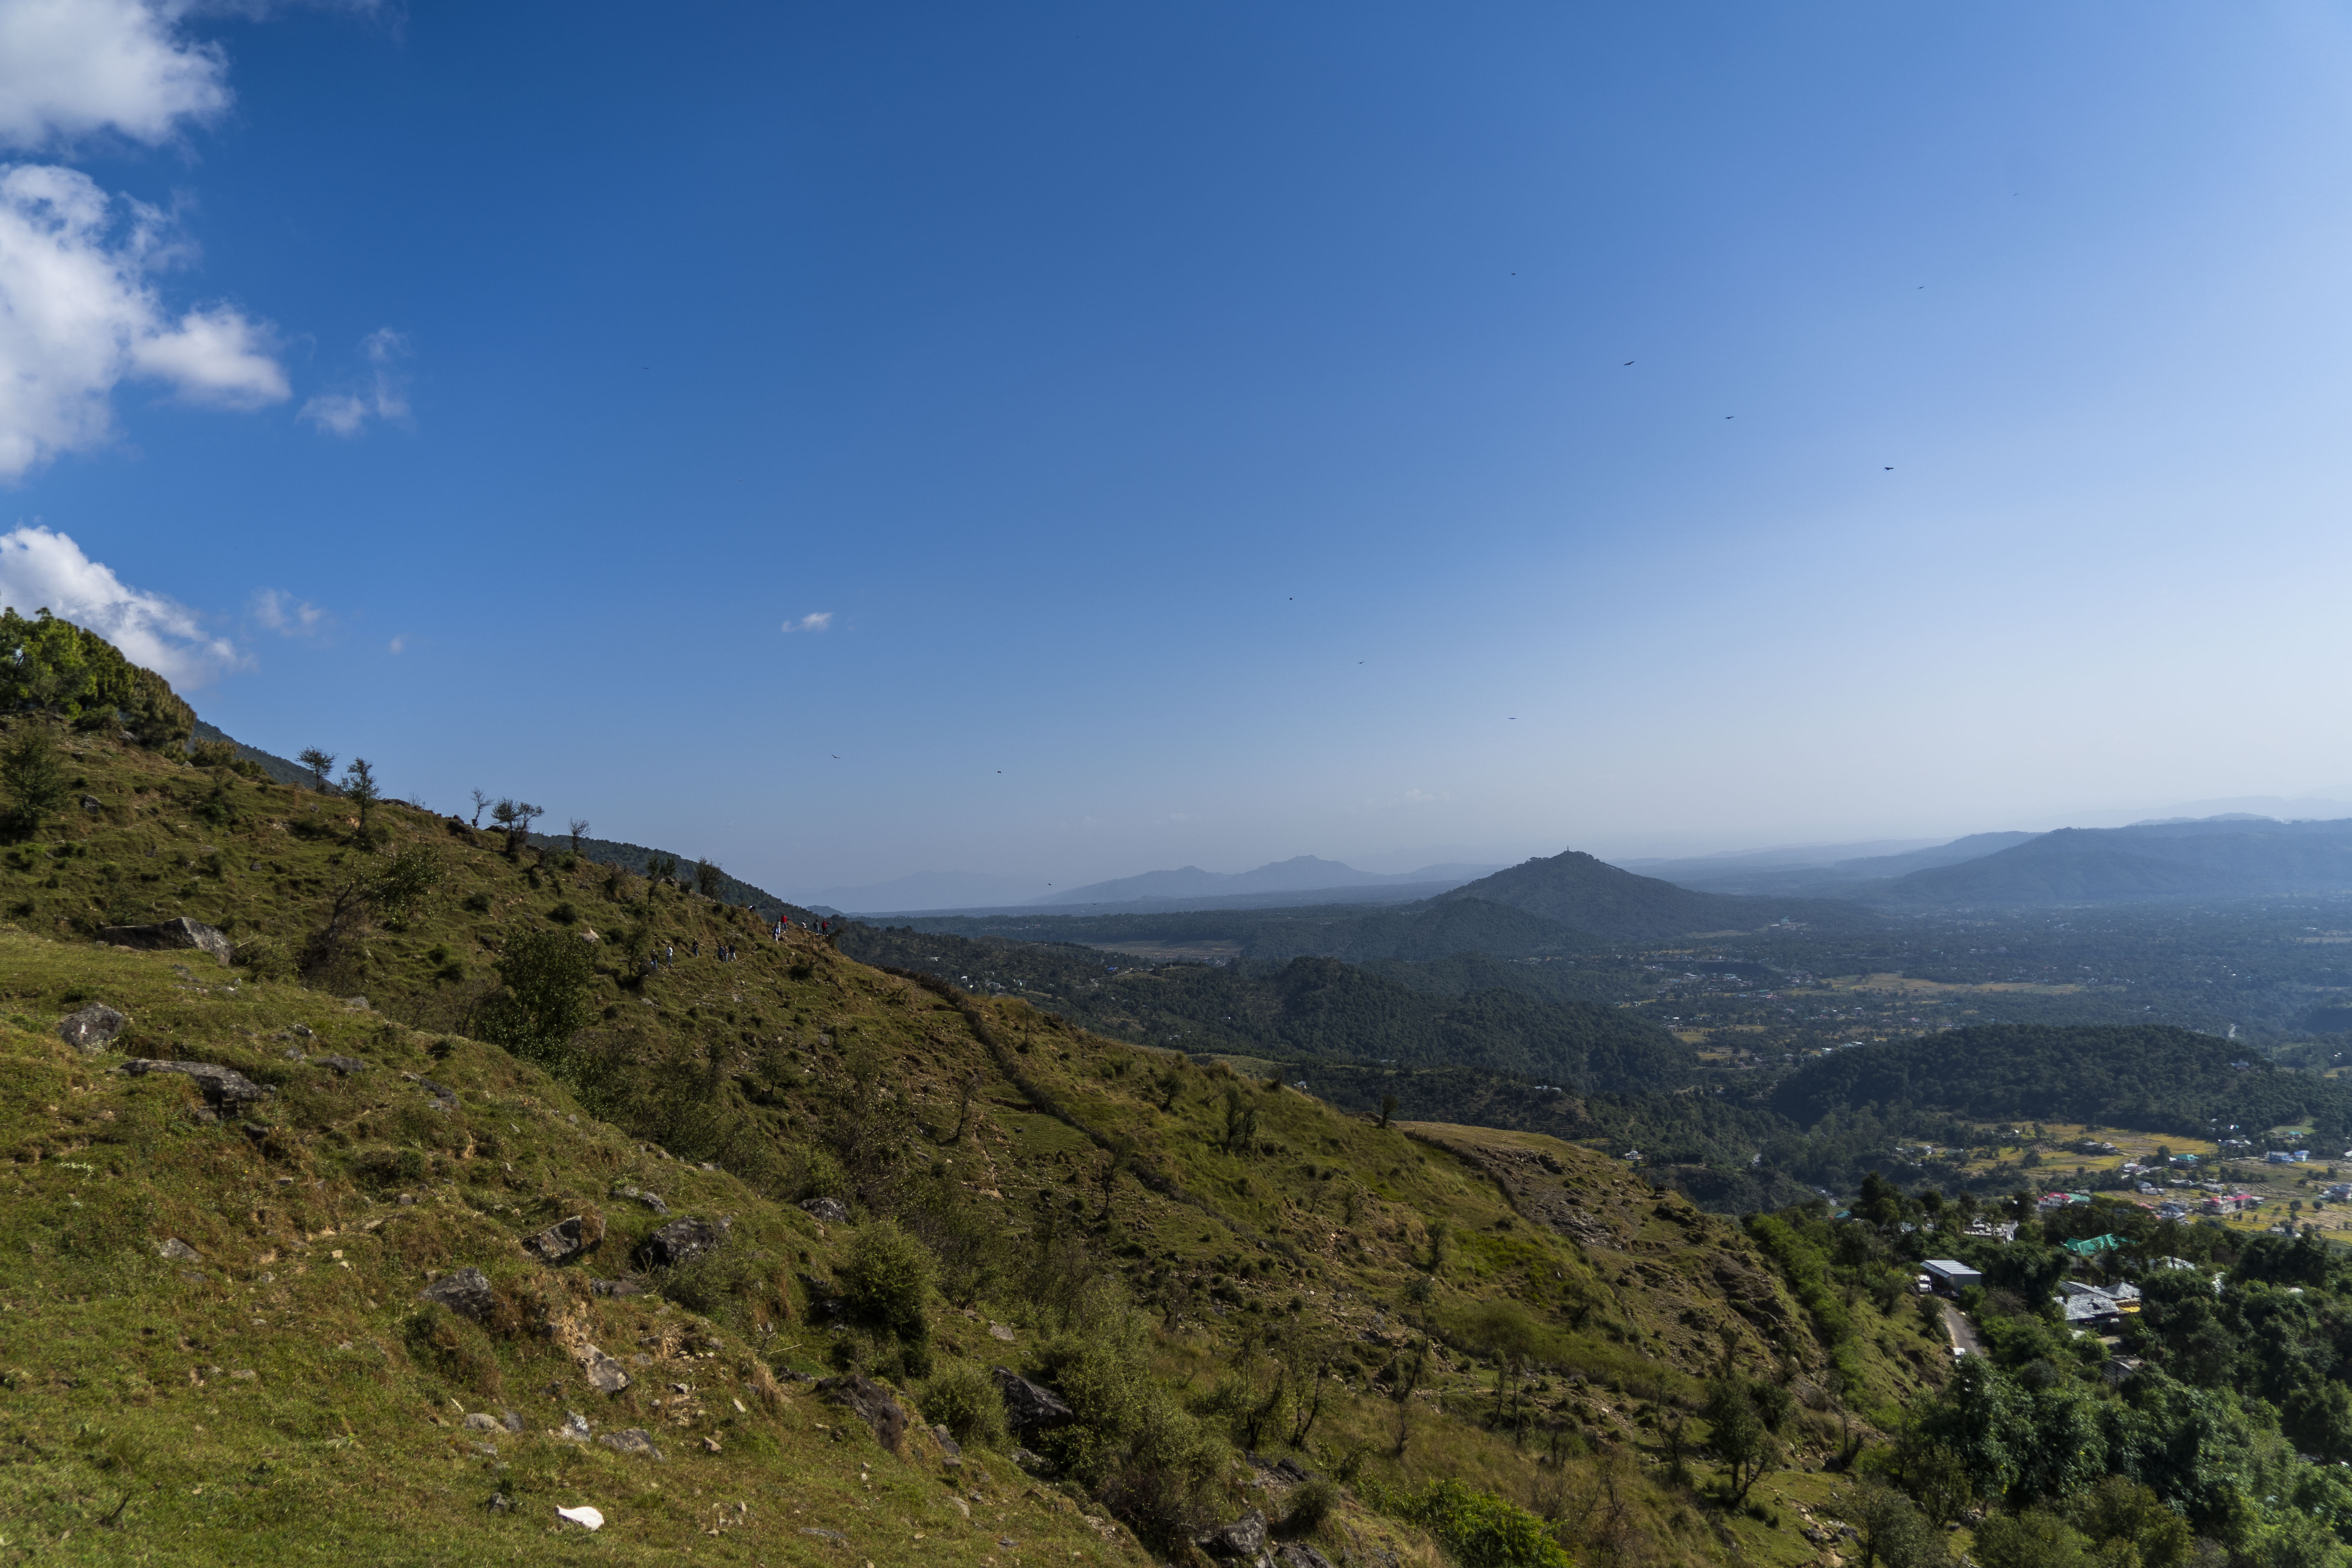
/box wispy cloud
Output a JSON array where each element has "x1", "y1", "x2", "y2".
[
  {"x1": 1398, "y1": 789, "x2": 1452, "y2": 806},
  {"x1": 299, "y1": 326, "x2": 409, "y2": 436},
  {"x1": 0, "y1": 523, "x2": 243, "y2": 684},
  {"x1": 249, "y1": 586, "x2": 325, "y2": 635},
  {"x1": 781, "y1": 611, "x2": 833, "y2": 633},
  {"x1": 387, "y1": 633, "x2": 404, "y2": 654}
]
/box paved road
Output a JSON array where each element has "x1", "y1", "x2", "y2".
[{"x1": 1942, "y1": 1300, "x2": 1985, "y2": 1358}]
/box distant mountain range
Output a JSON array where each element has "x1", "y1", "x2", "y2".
[
  {"x1": 1628, "y1": 832, "x2": 2042, "y2": 896},
  {"x1": 808, "y1": 855, "x2": 1501, "y2": 915},
  {"x1": 1874, "y1": 817, "x2": 2352, "y2": 905},
  {"x1": 1632, "y1": 815, "x2": 2352, "y2": 906}
]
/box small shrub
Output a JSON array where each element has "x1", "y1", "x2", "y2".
[
  {"x1": 921, "y1": 1363, "x2": 1010, "y2": 1450},
  {"x1": 839, "y1": 1219, "x2": 935, "y2": 1346},
  {"x1": 400, "y1": 1302, "x2": 502, "y2": 1396},
  {"x1": 548, "y1": 901, "x2": 577, "y2": 925},
  {"x1": 1370, "y1": 1477, "x2": 1572, "y2": 1568},
  {"x1": 462, "y1": 892, "x2": 492, "y2": 913},
  {"x1": 1281, "y1": 1476, "x2": 1338, "y2": 1537}
]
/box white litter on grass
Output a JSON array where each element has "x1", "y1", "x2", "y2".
[{"x1": 556, "y1": 1505, "x2": 605, "y2": 1530}]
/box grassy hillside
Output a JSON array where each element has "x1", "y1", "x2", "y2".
[{"x1": 0, "y1": 710, "x2": 1957, "y2": 1565}]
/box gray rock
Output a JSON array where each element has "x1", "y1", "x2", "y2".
[
  {"x1": 502, "y1": 1410, "x2": 524, "y2": 1434},
  {"x1": 119, "y1": 1058, "x2": 264, "y2": 1106},
  {"x1": 1277, "y1": 1546, "x2": 1336, "y2": 1568},
  {"x1": 1197, "y1": 1509, "x2": 1270, "y2": 1560},
  {"x1": 637, "y1": 1215, "x2": 727, "y2": 1269},
  {"x1": 283, "y1": 1025, "x2": 315, "y2": 1041},
  {"x1": 817, "y1": 1374, "x2": 909, "y2": 1453},
  {"x1": 99, "y1": 916, "x2": 231, "y2": 965},
  {"x1": 319, "y1": 1055, "x2": 367, "y2": 1075},
  {"x1": 1274, "y1": 1456, "x2": 1315, "y2": 1483},
  {"x1": 463, "y1": 1412, "x2": 502, "y2": 1432},
  {"x1": 991, "y1": 1367, "x2": 1074, "y2": 1432},
  {"x1": 156, "y1": 1237, "x2": 201, "y2": 1261},
  {"x1": 560, "y1": 1412, "x2": 593, "y2": 1440},
  {"x1": 78, "y1": 793, "x2": 101, "y2": 814},
  {"x1": 584, "y1": 1348, "x2": 631, "y2": 1394},
  {"x1": 799, "y1": 1196, "x2": 850, "y2": 1224},
  {"x1": 56, "y1": 1003, "x2": 127, "y2": 1053},
  {"x1": 613, "y1": 1183, "x2": 668, "y2": 1215},
  {"x1": 418, "y1": 1267, "x2": 497, "y2": 1322},
  {"x1": 487, "y1": 1492, "x2": 512, "y2": 1514},
  {"x1": 521, "y1": 1216, "x2": 593, "y2": 1265},
  {"x1": 589, "y1": 1276, "x2": 646, "y2": 1298},
  {"x1": 598, "y1": 1427, "x2": 664, "y2": 1460},
  {"x1": 932, "y1": 1424, "x2": 962, "y2": 1457},
  {"x1": 800, "y1": 1528, "x2": 849, "y2": 1544}
]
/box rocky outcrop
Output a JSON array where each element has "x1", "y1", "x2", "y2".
[
  {"x1": 799, "y1": 1196, "x2": 849, "y2": 1224},
  {"x1": 119, "y1": 1058, "x2": 264, "y2": 1107},
  {"x1": 637, "y1": 1215, "x2": 726, "y2": 1269},
  {"x1": 817, "y1": 1374, "x2": 909, "y2": 1452},
  {"x1": 521, "y1": 1216, "x2": 597, "y2": 1265},
  {"x1": 419, "y1": 1267, "x2": 497, "y2": 1322},
  {"x1": 99, "y1": 916, "x2": 232, "y2": 965},
  {"x1": 991, "y1": 1367, "x2": 1074, "y2": 1433},
  {"x1": 55, "y1": 1003, "x2": 127, "y2": 1052}
]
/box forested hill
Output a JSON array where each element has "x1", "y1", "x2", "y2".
[
  {"x1": 1769, "y1": 1023, "x2": 2352, "y2": 1141},
  {"x1": 840, "y1": 924, "x2": 1693, "y2": 1094},
  {"x1": 1436, "y1": 848, "x2": 1878, "y2": 940},
  {"x1": 887, "y1": 895, "x2": 1588, "y2": 962}
]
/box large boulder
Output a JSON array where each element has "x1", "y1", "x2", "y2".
[
  {"x1": 119, "y1": 1058, "x2": 264, "y2": 1106},
  {"x1": 1196, "y1": 1509, "x2": 1270, "y2": 1562},
  {"x1": 637, "y1": 1215, "x2": 727, "y2": 1269},
  {"x1": 799, "y1": 1196, "x2": 849, "y2": 1224},
  {"x1": 100, "y1": 916, "x2": 232, "y2": 965},
  {"x1": 55, "y1": 1003, "x2": 127, "y2": 1053},
  {"x1": 418, "y1": 1267, "x2": 497, "y2": 1322},
  {"x1": 583, "y1": 1347, "x2": 632, "y2": 1394},
  {"x1": 817, "y1": 1374, "x2": 909, "y2": 1453},
  {"x1": 521, "y1": 1216, "x2": 596, "y2": 1265},
  {"x1": 991, "y1": 1367, "x2": 1074, "y2": 1432}
]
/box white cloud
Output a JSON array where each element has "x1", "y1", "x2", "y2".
[
  {"x1": 0, "y1": 523, "x2": 243, "y2": 684},
  {"x1": 386, "y1": 633, "x2": 403, "y2": 653},
  {"x1": 299, "y1": 325, "x2": 408, "y2": 436},
  {"x1": 782, "y1": 611, "x2": 833, "y2": 633},
  {"x1": 0, "y1": 0, "x2": 231, "y2": 152},
  {"x1": 249, "y1": 585, "x2": 323, "y2": 633},
  {"x1": 0, "y1": 163, "x2": 287, "y2": 477},
  {"x1": 1398, "y1": 789, "x2": 1452, "y2": 806}
]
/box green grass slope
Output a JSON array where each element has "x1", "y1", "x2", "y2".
[{"x1": 0, "y1": 713, "x2": 1954, "y2": 1565}]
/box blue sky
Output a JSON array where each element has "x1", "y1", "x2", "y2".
[{"x1": 7, "y1": 2, "x2": 2352, "y2": 900}]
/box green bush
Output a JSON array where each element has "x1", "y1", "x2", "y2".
[
  {"x1": 840, "y1": 1218, "x2": 935, "y2": 1347},
  {"x1": 400, "y1": 1302, "x2": 502, "y2": 1397},
  {"x1": 921, "y1": 1362, "x2": 1010, "y2": 1450},
  {"x1": 1282, "y1": 1476, "x2": 1338, "y2": 1537},
  {"x1": 473, "y1": 926, "x2": 596, "y2": 1064},
  {"x1": 1368, "y1": 1477, "x2": 1572, "y2": 1568}
]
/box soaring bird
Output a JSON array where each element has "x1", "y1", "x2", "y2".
[{"x1": 1623, "y1": 361, "x2": 1634, "y2": 366}]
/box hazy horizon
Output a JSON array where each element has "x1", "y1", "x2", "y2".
[{"x1": 7, "y1": 5, "x2": 2352, "y2": 900}]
